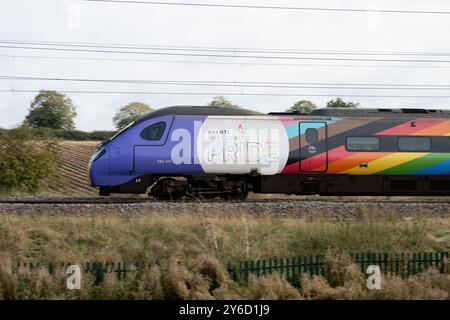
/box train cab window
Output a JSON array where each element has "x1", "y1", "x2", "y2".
[
  {"x1": 346, "y1": 137, "x2": 380, "y2": 151},
  {"x1": 305, "y1": 128, "x2": 319, "y2": 144},
  {"x1": 398, "y1": 137, "x2": 431, "y2": 152},
  {"x1": 140, "y1": 121, "x2": 166, "y2": 141}
]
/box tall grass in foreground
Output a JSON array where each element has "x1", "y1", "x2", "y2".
[{"x1": 0, "y1": 210, "x2": 449, "y2": 299}]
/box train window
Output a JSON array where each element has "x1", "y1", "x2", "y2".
[
  {"x1": 305, "y1": 128, "x2": 319, "y2": 144},
  {"x1": 140, "y1": 121, "x2": 166, "y2": 141},
  {"x1": 398, "y1": 137, "x2": 431, "y2": 152},
  {"x1": 346, "y1": 137, "x2": 380, "y2": 151}
]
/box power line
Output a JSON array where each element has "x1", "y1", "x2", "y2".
[
  {"x1": 2, "y1": 45, "x2": 450, "y2": 63},
  {"x1": 3, "y1": 53, "x2": 450, "y2": 69},
  {"x1": 4, "y1": 75, "x2": 450, "y2": 90},
  {"x1": 83, "y1": 0, "x2": 450, "y2": 15},
  {"x1": 2, "y1": 40, "x2": 450, "y2": 57},
  {"x1": 3, "y1": 89, "x2": 450, "y2": 98}
]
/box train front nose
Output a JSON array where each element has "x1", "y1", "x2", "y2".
[{"x1": 87, "y1": 147, "x2": 110, "y2": 187}]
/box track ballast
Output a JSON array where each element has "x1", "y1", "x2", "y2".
[{"x1": 0, "y1": 197, "x2": 449, "y2": 217}]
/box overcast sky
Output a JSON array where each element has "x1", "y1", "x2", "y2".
[{"x1": 1, "y1": 0, "x2": 450, "y2": 131}]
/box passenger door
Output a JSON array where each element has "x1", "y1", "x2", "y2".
[{"x1": 299, "y1": 122, "x2": 328, "y2": 172}]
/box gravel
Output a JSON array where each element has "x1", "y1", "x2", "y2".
[{"x1": 0, "y1": 198, "x2": 449, "y2": 217}]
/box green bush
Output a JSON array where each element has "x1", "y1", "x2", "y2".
[
  {"x1": 86, "y1": 131, "x2": 116, "y2": 141},
  {"x1": 53, "y1": 130, "x2": 114, "y2": 141},
  {"x1": 0, "y1": 126, "x2": 58, "y2": 194}
]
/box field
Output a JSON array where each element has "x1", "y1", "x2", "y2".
[
  {"x1": 47, "y1": 141, "x2": 98, "y2": 196},
  {"x1": 0, "y1": 209, "x2": 449, "y2": 299}
]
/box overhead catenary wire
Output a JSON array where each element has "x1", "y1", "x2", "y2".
[
  {"x1": 3, "y1": 40, "x2": 450, "y2": 57},
  {"x1": 3, "y1": 53, "x2": 450, "y2": 69},
  {"x1": 83, "y1": 0, "x2": 450, "y2": 15},
  {"x1": 3, "y1": 44, "x2": 450, "y2": 63},
  {"x1": 4, "y1": 75, "x2": 450, "y2": 90},
  {"x1": 3, "y1": 41, "x2": 450, "y2": 67},
  {"x1": 3, "y1": 89, "x2": 450, "y2": 99}
]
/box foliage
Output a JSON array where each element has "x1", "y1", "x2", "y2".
[
  {"x1": 0, "y1": 125, "x2": 58, "y2": 193},
  {"x1": 208, "y1": 96, "x2": 240, "y2": 108},
  {"x1": 25, "y1": 90, "x2": 77, "y2": 130},
  {"x1": 326, "y1": 98, "x2": 360, "y2": 109},
  {"x1": 285, "y1": 100, "x2": 317, "y2": 114},
  {"x1": 85, "y1": 130, "x2": 116, "y2": 141},
  {"x1": 0, "y1": 211, "x2": 448, "y2": 298},
  {"x1": 47, "y1": 129, "x2": 113, "y2": 141},
  {"x1": 0, "y1": 128, "x2": 115, "y2": 141},
  {"x1": 0, "y1": 210, "x2": 446, "y2": 263},
  {"x1": 113, "y1": 102, "x2": 153, "y2": 130}
]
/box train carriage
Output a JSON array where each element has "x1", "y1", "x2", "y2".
[{"x1": 88, "y1": 106, "x2": 450, "y2": 199}]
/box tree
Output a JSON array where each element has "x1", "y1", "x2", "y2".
[
  {"x1": 327, "y1": 98, "x2": 360, "y2": 109},
  {"x1": 113, "y1": 102, "x2": 154, "y2": 130},
  {"x1": 208, "y1": 96, "x2": 240, "y2": 108},
  {"x1": 285, "y1": 100, "x2": 317, "y2": 114},
  {"x1": 25, "y1": 90, "x2": 77, "y2": 130}
]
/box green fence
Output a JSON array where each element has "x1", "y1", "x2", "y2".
[
  {"x1": 15, "y1": 262, "x2": 143, "y2": 285},
  {"x1": 229, "y1": 252, "x2": 449, "y2": 286},
  {"x1": 14, "y1": 252, "x2": 450, "y2": 287}
]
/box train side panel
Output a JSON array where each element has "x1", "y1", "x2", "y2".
[
  {"x1": 196, "y1": 116, "x2": 290, "y2": 175},
  {"x1": 283, "y1": 117, "x2": 450, "y2": 176}
]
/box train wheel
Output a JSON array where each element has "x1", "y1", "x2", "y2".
[
  {"x1": 150, "y1": 178, "x2": 186, "y2": 201},
  {"x1": 227, "y1": 181, "x2": 248, "y2": 200}
]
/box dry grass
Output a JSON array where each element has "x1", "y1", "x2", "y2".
[
  {"x1": 0, "y1": 210, "x2": 449, "y2": 299},
  {"x1": 47, "y1": 141, "x2": 98, "y2": 196}
]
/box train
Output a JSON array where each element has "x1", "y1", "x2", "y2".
[{"x1": 88, "y1": 105, "x2": 450, "y2": 199}]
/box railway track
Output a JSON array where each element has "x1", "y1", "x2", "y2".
[
  {"x1": 0, "y1": 197, "x2": 449, "y2": 217},
  {"x1": 0, "y1": 197, "x2": 150, "y2": 204},
  {"x1": 0, "y1": 197, "x2": 450, "y2": 206},
  {"x1": 1, "y1": 197, "x2": 450, "y2": 205}
]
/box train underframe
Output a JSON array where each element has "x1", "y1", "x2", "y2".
[{"x1": 98, "y1": 174, "x2": 450, "y2": 199}]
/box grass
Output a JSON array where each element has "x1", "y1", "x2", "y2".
[{"x1": 0, "y1": 209, "x2": 449, "y2": 299}]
